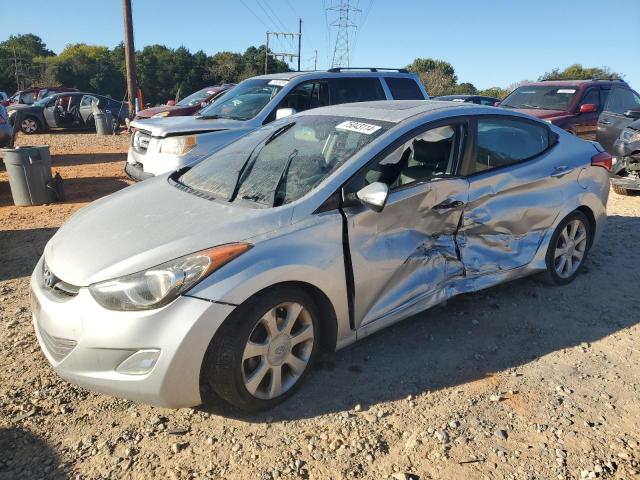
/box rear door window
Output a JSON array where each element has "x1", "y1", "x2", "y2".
[
  {"x1": 604, "y1": 87, "x2": 640, "y2": 115},
  {"x1": 384, "y1": 77, "x2": 425, "y2": 100},
  {"x1": 474, "y1": 118, "x2": 550, "y2": 173},
  {"x1": 329, "y1": 78, "x2": 386, "y2": 105}
]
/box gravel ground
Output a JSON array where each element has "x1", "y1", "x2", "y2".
[{"x1": 0, "y1": 133, "x2": 639, "y2": 480}]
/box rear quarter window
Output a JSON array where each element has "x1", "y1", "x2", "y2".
[
  {"x1": 384, "y1": 77, "x2": 425, "y2": 100},
  {"x1": 475, "y1": 118, "x2": 550, "y2": 173}
]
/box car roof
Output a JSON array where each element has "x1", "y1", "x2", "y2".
[
  {"x1": 296, "y1": 99, "x2": 485, "y2": 123},
  {"x1": 436, "y1": 95, "x2": 475, "y2": 100},
  {"x1": 251, "y1": 69, "x2": 417, "y2": 82},
  {"x1": 521, "y1": 79, "x2": 627, "y2": 88}
]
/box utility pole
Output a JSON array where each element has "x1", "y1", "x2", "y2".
[
  {"x1": 314, "y1": 50, "x2": 318, "y2": 71},
  {"x1": 264, "y1": 19, "x2": 302, "y2": 74},
  {"x1": 297, "y1": 18, "x2": 302, "y2": 72},
  {"x1": 122, "y1": 0, "x2": 138, "y2": 118},
  {"x1": 328, "y1": 0, "x2": 360, "y2": 68}
]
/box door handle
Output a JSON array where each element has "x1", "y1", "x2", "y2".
[
  {"x1": 598, "y1": 119, "x2": 611, "y2": 125},
  {"x1": 551, "y1": 165, "x2": 571, "y2": 178},
  {"x1": 432, "y1": 199, "x2": 464, "y2": 210}
]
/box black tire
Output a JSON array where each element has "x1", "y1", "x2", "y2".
[
  {"x1": 201, "y1": 285, "x2": 320, "y2": 412},
  {"x1": 20, "y1": 116, "x2": 41, "y2": 134},
  {"x1": 537, "y1": 210, "x2": 592, "y2": 286},
  {"x1": 612, "y1": 183, "x2": 637, "y2": 196}
]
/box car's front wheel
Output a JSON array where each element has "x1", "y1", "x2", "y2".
[
  {"x1": 201, "y1": 286, "x2": 319, "y2": 412},
  {"x1": 539, "y1": 210, "x2": 592, "y2": 285}
]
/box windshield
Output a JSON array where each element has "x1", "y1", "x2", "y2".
[
  {"x1": 501, "y1": 85, "x2": 579, "y2": 110},
  {"x1": 176, "y1": 87, "x2": 216, "y2": 107},
  {"x1": 197, "y1": 79, "x2": 283, "y2": 121},
  {"x1": 178, "y1": 115, "x2": 391, "y2": 207},
  {"x1": 33, "y1": 96, "x2": 53, "y2": 107}
]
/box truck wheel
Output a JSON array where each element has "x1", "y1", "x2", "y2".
[{"x1": 612, "y1": 183, "x2": 637, "y2": 196}]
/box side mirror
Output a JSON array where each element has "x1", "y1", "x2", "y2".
[
  {"x1": 356, "y1": 182, "x2": 389, "y2": 212},
  {"x1": 276, "y1": 107, "x2": 296, "y2": 120},
  {"x1": 167, "y1": 100, "x2": 176, "y2": 106},
  {"x1": 624, "y1": 109, "x2": 640, "y2": 119},
  {"x1": 579, "y1": 103, "x2": 597, "y2": 113},
  {"x1": 200, "y1": 101, "x2": 208, "y2": 108},
  {"x1": 493, "y1": 101, "x2": 501, "y2": 107}
]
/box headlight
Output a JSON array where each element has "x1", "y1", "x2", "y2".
[
  {"x1": 621, "y1": 129, "x2": 640, "y2": 143},
  {"x1": 159, "y1": 135, "x2": 198, "y2": 155},
  {"x1": 89, "y1": 243, "x2": 252, "y2": 311},
  {"x1": 152, "y1": 111, "x2": 171, "y2": 118}
]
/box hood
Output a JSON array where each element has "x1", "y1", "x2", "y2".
[
  {"x1": 512, "y1": 108, "x2": 568, "y2": 120},
  {"x1": 131, "y1": 115, "x2": 248, "y2": 137},
  {"x1": 136, "y1": 104, "x2": 193, "y2": 119},
  {"x1": 44, "y1": 176, "x2": 290, "y2": 286}
]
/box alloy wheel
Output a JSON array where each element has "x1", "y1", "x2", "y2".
[
  {"x1": 554, "y1": 219, "x2": 587, "y2": 279},
  {"x1": 21, "y1": 118, "x2": 37, "y2": 133},
  {"x1": 241, "y1": 302, "x2": 314, "y2": 400}
]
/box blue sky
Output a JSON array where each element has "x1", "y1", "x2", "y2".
[{"x1": 4, "y1": 0, "x2": 639, "y2": 90}]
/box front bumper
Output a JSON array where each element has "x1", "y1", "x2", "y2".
[
  {"x1": 124, "y1": 160, "x2": 154, "y2": 182},
  {"x1": 610, "y1": 139, "x2": 640, "y2": 190},
  {"x1": 30, "y1": 257, "x2": 235, "y2": 408},
  {"x1": 127, "y1": 143, "x2": 199, "y2": 180}
]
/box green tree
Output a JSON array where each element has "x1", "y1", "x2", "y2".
[
  {"x1": 0, "y1": 34, "x2": 54, "y2": 92},
  {"x1": 539, "y1": 64, "x2": 623, "y2": 81}
]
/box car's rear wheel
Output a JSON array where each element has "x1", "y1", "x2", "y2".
[
  {"x1": 538, "y1": 211, "x2": 591, "y2": 285},
  {"x1": 20, "y1": 116, "x2": 41, "y2": 134},
  {"x1": 201, "y1": 286, "x2": 319, "y2": 412}
]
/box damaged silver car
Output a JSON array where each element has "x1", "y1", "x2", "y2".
[{"x1": 31, "y1": 100, "x2": 611, "y2": 411}]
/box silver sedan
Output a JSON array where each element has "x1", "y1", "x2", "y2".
[{"x1": 30, "y1": 101, "x2": 611, "y2": 411}]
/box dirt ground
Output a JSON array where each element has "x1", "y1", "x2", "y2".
[{"x1": 0, "y1": 132, "x2": 639, "y2": 480}]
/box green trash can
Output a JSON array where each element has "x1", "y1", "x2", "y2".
[{"x1": 0, "y1": 145, "x2": 53, "y2": 206}]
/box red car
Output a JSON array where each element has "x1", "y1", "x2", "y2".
[
  {"x1": 499, "y1": 79, "x2": 627, "y2": 140},
  {"x1": 135, "y1": 84, "x2": 235, "y2": 119}
]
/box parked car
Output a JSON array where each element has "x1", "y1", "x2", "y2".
[
  {"x1": 593, "y1": 84, "x2": 640, "y2": 195},
  {"x1": 125, "y1": 68, "x2": 429, "y2": 181},
  {"x1": 8, "y1": 86, "x2": 78, "y2": 106},
  {"x1": 135, "y1": 84, "x2": 235, "y2": 120},
  {"x1": 434, "y1": 94, "x2": 500, "y2": 105},
  {"x1": 0, "y1": 91, "x2": 9, "y2": 107},
  {"x1": 32, "y1": 100, "x2": 610, "y2": 411},
  {"x1": 7, "y1": 92, "x2": 128, "y2": 134},
  {"x1": 0, "y1": 104, "x2": 11, "y2": 147},
  {"x1": 499, "y1": 79, "x2": 629, "y2": 140}
]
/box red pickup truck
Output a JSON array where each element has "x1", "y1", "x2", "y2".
[
  {"x1": 499, "y1": 79, "x2": 629, "y2": 140},
  {"x1": 135, "y1": 84, "x2": 235, "y2": 119}
]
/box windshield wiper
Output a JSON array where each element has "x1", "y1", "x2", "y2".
[
  {"x1": 272, "y1": 149, "x2": 299, "y2": 206},
  {"x1": 265, "y1": 122, "x2": 295, "y2": 145},
  {"x1": 197, "y1": 114, "x2": 243, "y2": 120}
]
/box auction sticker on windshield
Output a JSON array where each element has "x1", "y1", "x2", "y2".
[
  {"x1": 268, "y1": 79, "x2": 289, "y2": 87},
  {"x1": 557, "y1": 89, "x2": 576, "y2": 94},
  {"x1": 336, "y1": 121, "x2": 381, "y2": 135}
]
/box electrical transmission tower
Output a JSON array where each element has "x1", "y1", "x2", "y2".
[{"x1": 328, "y1": 0, "x2": 361, "y2": 68}]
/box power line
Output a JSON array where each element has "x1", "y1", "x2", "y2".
[
  {"x1": 327, "y1": 0, "x2": 361, "y2": 68},
  {"x1": 238, "y1": 0, "x2": 272, "y2": 30}
]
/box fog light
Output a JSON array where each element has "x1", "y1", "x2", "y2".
[{"x1": 116, "y1": 349, "x2": 160, "y2": 375}]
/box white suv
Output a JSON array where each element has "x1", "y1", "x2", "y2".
[{"x1": 126, "y1": 68, "x2": 428, "y2": 181}]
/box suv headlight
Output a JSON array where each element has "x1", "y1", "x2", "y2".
[
  {"x1": 621, "y1": 129, "x2": 640, "y2": 143},
  {"x1": 159, "y1": 135, "x2": 198, "y2": 155},
  {"x1": 89, "y1": 244, "x2": 251, "y2": 311},
  {"x1": 152, "y1": 111, "x2": 171, "y2": 118}
]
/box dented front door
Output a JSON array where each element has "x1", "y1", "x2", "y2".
[{"x1": 344, "y1": 178, "x2": 469, "y2": 329}]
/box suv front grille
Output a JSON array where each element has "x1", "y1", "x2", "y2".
[
  {"x1": 41, "y1": 261, "x2": 79, "y2": 300},
  {"x1": 39, "y1": 326, "x2": 77, "y2": 362}
]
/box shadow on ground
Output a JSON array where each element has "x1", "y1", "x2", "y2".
[
  {"x1": 52, "y1": 153, "x2": 126, "y2": 167},
  {"x1": 0, "y1": 228, "x2": 57, "y2": 281},
  {"x1": 199, "y1": 213, "x2": 640, "y2": 421},
  {"x1": 0, "y1": 427, "x2": 67, "y2": 479}
]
